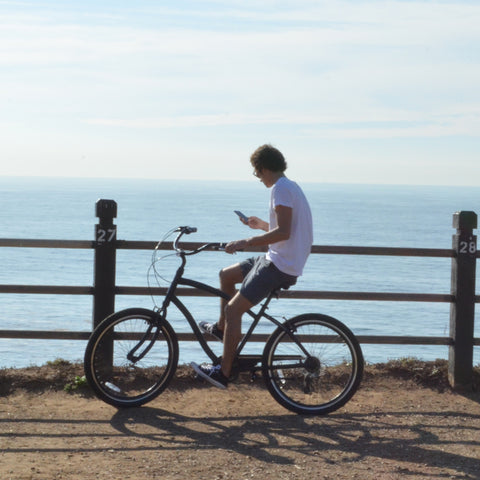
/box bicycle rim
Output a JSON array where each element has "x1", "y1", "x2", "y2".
[
  {"x1": 262, "y1": 314, "x2": 363, "y2": 415},
  {"x1": 85, "y1": 309, "x2": 178, "y2": 408}
]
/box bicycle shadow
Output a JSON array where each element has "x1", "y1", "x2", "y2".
[{"x1": 110, "y1": 406, "x2": 480, "y2": 476}]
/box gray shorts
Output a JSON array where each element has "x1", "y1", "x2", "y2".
[{"x1": 239, "y1": 256, "x2": 297, "y2": 305}]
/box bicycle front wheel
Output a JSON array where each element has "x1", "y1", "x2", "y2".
[
  {"x1": 262, "y1": 313, "x2": 363, "y2": 415},
  {"x1": 84, "y1": 308, "x2": 179, "y2": 408}
]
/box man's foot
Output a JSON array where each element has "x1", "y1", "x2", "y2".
[
  {"x1": 191, "y1": 362, "x2": 228, "y2": 389},
  {"x1": 199, "y1": 321, "x2": 224, "y2": 342}
]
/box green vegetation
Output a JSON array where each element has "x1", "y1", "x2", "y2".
[{"x1": 64, "y1": 375, "x2": 88, "y2": 393}]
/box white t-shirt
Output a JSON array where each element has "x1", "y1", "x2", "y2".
[{"x1": 266, "y1": 176, "x2": 313, "y2": 277}]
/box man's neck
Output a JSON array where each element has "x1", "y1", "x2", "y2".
[{"x1": 264, "y1": 171, "x2": 285, "y2": 188}]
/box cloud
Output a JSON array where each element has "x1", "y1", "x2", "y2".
[
  {"x1": 85, "y1": 105, "x2": 480, "y2": 139},
  {"x1": 1, "y1": 0, "x2": 479, "y2": 183}
]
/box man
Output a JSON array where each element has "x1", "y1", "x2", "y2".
[{"x1": 191, "y1": 144, "x2": 313, "y2": 389}]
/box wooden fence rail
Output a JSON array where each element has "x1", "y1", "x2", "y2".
[{"x1": 0, "y1": 200, "x2": 478, "y2": 389}]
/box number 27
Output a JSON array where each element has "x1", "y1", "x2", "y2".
[{"x1": 97, "y1": 228, "x2": 116, "y2": 243}]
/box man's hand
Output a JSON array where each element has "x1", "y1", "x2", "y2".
[
  {"x1": 247, "y1": 216, "x2": 269, "y2": 231},
  {"x1": 225, "y1": 239, "x2": 248, "y2": 254}
]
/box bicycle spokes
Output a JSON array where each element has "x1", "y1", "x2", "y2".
[{"x1": 262, "y1": 314, "x2": 363, "y2": 415}]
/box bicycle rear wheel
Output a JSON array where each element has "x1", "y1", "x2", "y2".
[
  {"x1": 84, "y1": 308, "x2": 178, "y2": 408},
  {"x1": 262, "y1": 313, "x2": 363, "y2": 415}
]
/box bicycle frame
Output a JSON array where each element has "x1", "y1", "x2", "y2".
[
  {"x1": 158, "y1": 274, "x2": 286, "y2": 365},
  {"x1": 152, "y1": 229, "x2": 307, "y2": 370}
]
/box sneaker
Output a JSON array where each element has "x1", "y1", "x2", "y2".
[
  {"x1": 191, "y1": 362, "x2": 228, "y2": 389},
  {"x1": 199, "y1": 321, "x2": 224, "y2": 342}
]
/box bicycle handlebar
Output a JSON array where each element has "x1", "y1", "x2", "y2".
[
  {"x1": 173, "y1": 226, "x2": 226, "y2": 255},
  {"x1": 175, "y1": 226, "x2": 197, "y2": 235}
]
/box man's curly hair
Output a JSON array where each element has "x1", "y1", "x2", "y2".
[{"x1": 250, "y1": 144, "x2": 287, "y2": 173}]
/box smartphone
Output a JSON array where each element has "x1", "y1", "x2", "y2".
[{"x1": 234, "y1": 210, "x2": 249, "y2": 223}]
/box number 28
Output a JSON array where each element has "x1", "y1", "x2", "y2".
[{"x1": 459, "y1": 241, "x2": 476, "y2": 254}]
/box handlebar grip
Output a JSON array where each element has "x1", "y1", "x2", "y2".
[{"x1": 177, "y1": 226, "x2": 197, "y2": 234}]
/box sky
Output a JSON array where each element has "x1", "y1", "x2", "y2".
[{"x1": 0, "y1": 0, "x2": 479, "y2": 185}]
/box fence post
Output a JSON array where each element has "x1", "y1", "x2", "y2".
[
  {"x1": 448, "y1": 210, "x2": 477, "y2": 390},
  {"x1": 93, "y1": 199, "x2": 117, "y2": 330}
]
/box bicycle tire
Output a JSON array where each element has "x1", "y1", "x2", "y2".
[
  {"x1": 84, "y1": 308, "x2": 179, "y2": 408},
  {"x1": 262, "y1": 313, "x2": 363, "y2": 415}
]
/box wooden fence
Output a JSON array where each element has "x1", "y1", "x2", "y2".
[{"x1": 0, "y1": 199, "x2": 478, "y2": 389}]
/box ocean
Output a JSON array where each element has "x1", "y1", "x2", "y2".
[{"x1": 0, "y1": 176, "x2": 479, "y2": 368}]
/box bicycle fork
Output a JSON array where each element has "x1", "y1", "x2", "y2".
[
  {"x1": 126, "y1": 257, "x2": 185, "y2": 363},
  {"x1": 126, "y1": 318, "x2": 163, "y2": 363}
]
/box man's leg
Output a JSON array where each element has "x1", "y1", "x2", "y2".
[
  {"x1": 221, "y1": 292, "x2": 253, "y2": 378},
  {"x1": 218, "y1": 263, "x2": 244, "y2": 331}
]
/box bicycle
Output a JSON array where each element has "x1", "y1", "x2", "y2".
[{"x1": 84, "y1": 226, "x2": 364, "y2": 415}]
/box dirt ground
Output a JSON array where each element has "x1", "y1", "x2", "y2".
[{"x1": 1, "y1": 359, "x2": 480, "y2": 480}]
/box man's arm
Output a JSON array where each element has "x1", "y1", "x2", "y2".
[{"x1": 225, "y1": 205, "x2": 292, "y2": 254}]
